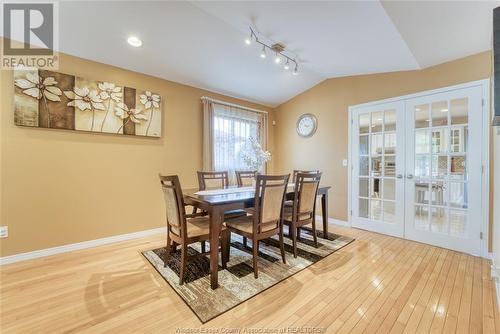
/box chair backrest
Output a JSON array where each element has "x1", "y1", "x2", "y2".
[
  {"x1": 197, "y1": 171, "x2": 229, "y2": 190},
  {"x1": 159, "y1": 174, "x2": 187, "y2": 239},
  {"x1": 292, "y1": 169, "x2": 320, "y2": 183},
  {"x1": 235, "y1": 170, "x2": 257, "y2": 187},
  {"x1": 253, "y1": 174, "x2": 290, "y2": 234},
  {"x1": 292, "y1": 172, "x2": 322, "y2": 221}
]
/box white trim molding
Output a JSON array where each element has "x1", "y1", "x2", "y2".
[
  {"x1": 316, "y1": 215, "x2": 350, "y2": 228},
  {"x1": 0, "y1": 227, "x2": 165, "y2": 266},
  {"x1": 347, "y1": 79, "x2": 491, "y2": 258},
  {"x1": 491, "y1": 257, "x2": 500, "y2": 309}
]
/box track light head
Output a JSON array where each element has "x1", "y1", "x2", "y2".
[
  {"x1": 260, "y1": 46, "x2": 267, "y2": 59},
  {"x1": 284, "y1": 59, "x2": 290, "y2": 70},
  {"x1": 245, "y1": 30, "x2": 253, "y2": 45},
  {"x1": 293, "y1": 64, "x2": 299, "y2": 75}
]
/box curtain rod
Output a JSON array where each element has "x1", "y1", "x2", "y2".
[{"x1": 201, "y1": 96, "x2": 268, "y2": 114}]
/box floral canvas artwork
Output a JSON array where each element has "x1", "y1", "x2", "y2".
[{"x1": 14, "y1": 70, "x2": 162, "y2": 137}]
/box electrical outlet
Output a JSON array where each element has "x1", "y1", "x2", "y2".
[
  {"x1": 0, "y1": 226, "x2": 8, "y2": 238},
  {"x1": 342, "y1": 159, "x2": 348, "y2": 167}
]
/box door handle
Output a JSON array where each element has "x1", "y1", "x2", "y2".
[
  {"x1": 396, "y1": 174, "x2": 403, "y2": 179},
  {"x1": 407, "y1": 174, "x2": 414, "y2": 179}
]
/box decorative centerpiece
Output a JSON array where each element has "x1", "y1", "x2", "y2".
[{"x1": 240, "y1": 137, "x2": 271, "y2": 174}]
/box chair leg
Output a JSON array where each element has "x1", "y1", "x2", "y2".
[
  {"x1": 179, "y1": 244, "x2": 188, "y2": 285},
  {"x1": 201, "y1": 240, "x2": 206, "y2": 253},
  {"x1": 220, "y1": 230, "x2": 230, "y2": 269},
  {"x1": 297, "y1": 227, "x2": 301, "y2": 240},
  {"x1": 311, "y1": 218, "x2": 319, "y2": 248},
  {"x1": 279, "y1": 226, "x2": 286, "y2": 264},
  {"x1": 243, "y1": 236, "x2": 247, "y2": 248},
  {"x1": 165, "y1": 232, "x2": 171, "y2": 267},
  {"x1": 290, "y1": 225, "x2": 298, "y2": 258},
  {"x1": 171, "y1": 241, "x2": 178, "y2": 253},
  {"x1": 252, "y1": 239, "x2": 259, "y2": 279}
]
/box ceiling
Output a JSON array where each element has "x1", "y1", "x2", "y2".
[{"x1": 4, "y1": 1, "x2": 499, "y2": 107}]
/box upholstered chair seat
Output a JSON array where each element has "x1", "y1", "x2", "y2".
[
  {"x1": 170, "y1": 217, "x2": 227, "y2": 238},
  {"x1": 225, "y1": 215, "x2": 278, "y2": 234},
  {"x1": 283, "y1": 206, "x2": 312, "y2": 221}
]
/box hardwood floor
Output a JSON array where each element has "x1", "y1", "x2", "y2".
[{"x1": 1, "y1": 225, "x2": 498, "y2": 333}]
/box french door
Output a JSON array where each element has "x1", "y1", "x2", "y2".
[
  {"x1": 351, "y1": 101, "x2": 406, "y2": 238},
  {"x1": 351, "y1": 83, "x2": 485, "y2": 255}
]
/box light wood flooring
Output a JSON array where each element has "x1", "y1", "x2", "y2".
[{"x1": 1, "y1": 225, "x2": 498, "y2": 333}]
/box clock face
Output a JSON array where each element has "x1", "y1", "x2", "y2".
[{"x1": 296, "y1": 114, "x2": 317, "y2": 137}]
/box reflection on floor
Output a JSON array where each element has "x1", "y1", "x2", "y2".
[
  {"x1": 415, "y1": 207, "x2": 466, "y2": 236},
  {"x1": 0, "y1": 224, "x2": 497, "y2": 333}
]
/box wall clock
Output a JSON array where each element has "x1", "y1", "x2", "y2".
[{"x1": 296, "y1": 113, "x2": 317, "y2": 138}]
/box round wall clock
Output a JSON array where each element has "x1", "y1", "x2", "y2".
[{"x1": 296, "y1": 113, "x2": 317, "y2": 138}]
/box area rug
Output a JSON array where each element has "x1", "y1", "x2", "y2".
[{"x1": 142, "y1": 228, "x2": 354, "y2": 323}]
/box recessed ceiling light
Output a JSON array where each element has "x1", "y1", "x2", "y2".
[{"x1": 127, "y1": 36, "x2": 142, "y2": 47}]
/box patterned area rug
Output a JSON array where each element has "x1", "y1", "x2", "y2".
[{"x1": 142, "y1": 228, "x2": 354, "y2": 323}]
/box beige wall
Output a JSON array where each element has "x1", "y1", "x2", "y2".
[
  {"x1": 0, "y1": 49, "x2": 495, "y2": 258},
  {"x1": 0, "y1": 52, "x2": 274, "y2": 257},
  {"x1": 273, "y1": 51, "x2": 492, "y2": 226}
]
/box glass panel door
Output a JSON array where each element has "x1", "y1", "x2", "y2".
[
  {"x1": 351, "y1": 101, "x2": 405, "y2": 237},
  {"x1": 404, "y1": 86, "x2": 482, "y2": 255}
]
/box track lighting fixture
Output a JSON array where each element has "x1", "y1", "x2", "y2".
[{"x1": 244, "y1": 27, "x2": 299, "y2": 75}]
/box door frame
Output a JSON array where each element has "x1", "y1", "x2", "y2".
[{"x1": 347, "y1": 79, "x2": 490, "y2": 257}]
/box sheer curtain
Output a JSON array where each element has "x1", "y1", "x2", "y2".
[{"x1": 202, "y1": 97, "x2": 268, "y2": 184}]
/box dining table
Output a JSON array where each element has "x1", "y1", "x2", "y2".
[{"x1": 183, "y1": 184, "x2": 331, "y2": 289}]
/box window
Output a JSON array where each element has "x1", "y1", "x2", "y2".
[{"x1": 202, "y1": 98, "x2": 268, "y2": 180}]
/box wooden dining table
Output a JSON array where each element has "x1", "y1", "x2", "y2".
[{"x1": 183, "y1": 185, "x2": 331, "y2": 289}]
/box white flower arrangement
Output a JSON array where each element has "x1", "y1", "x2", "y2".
[{"x1": 240, "y1": 137, "x2": 271, "y2": 171}]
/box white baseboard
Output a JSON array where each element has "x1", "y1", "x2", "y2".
[
  {"x1": 0, "y1": 227, "x2": 166, "y2": 266},
  {"x1": 315, "y1": 215, "x2": 350, "y2": 228}
]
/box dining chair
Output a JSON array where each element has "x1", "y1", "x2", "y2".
[
  {"x1": 235, "y1": 170, "x2": 257, "y2": 187},
  {"x1": 159, "y1": 174, "x2": 230, "y2": 285},
  {"x1": 284, "y1": 171, "x2": 322, "y2": 257},
  {"x1": 224, "y1": 174, "x2": 290, "y2": 278},
  {"x1": 196, "y1": 170, "x2": 246, "y2": 252},
  {"x1": 197, "y1": 171, "x2": 229, "y2": 190},
  {"x1": 292, "y1": 169, "x2": 320, "y2": 183}
]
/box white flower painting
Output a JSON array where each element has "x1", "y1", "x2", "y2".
[
  {"x1": 14, "y1": 71, "x2": 62, "y2": 127},
  {"x1": 13, "y1": 70, "x2": 162, "y2": 137}
]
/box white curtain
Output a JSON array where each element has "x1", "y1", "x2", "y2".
[{"x1": 202, "y1": 98, "x2": 268, "y2": 184}]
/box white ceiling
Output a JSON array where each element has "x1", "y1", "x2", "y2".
[
  {"x1": 4, "y1": 1, "x2": 499, "y2": 107},
  {"x1": 381, "y1": 1, "x2": 499, "y2": 68}
]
